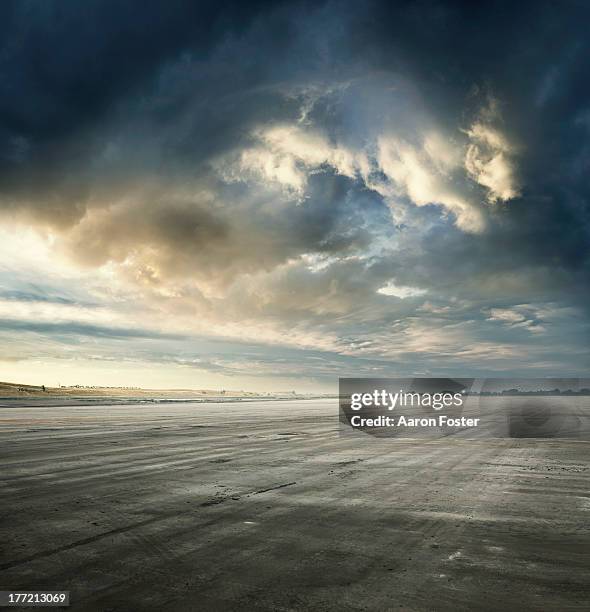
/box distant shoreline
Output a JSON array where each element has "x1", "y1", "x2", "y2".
[{"x1": 0, "y1": 380, "x2": 333, "y2": 407}]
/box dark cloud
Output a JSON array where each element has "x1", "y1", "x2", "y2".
[
  {"x1": 0, "y1": 0, "x2": 295, "y2": 223},
  {"x1": 0, "y1": 289, "x2": 81, "y2": 305},
  {"x1": 0, "y1": 318, "x2": 183, "y2": 340}
]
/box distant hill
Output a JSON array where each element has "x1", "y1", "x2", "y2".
[{"x1": 0, "y1": 381, "x2": 291, "y2": 400}]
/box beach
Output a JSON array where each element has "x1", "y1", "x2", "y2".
[{"x1": 1, "y1": 398, "x2": 589, "y2": 610}]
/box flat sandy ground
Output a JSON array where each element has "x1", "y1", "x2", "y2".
[{"x1": 0, "y1": 399, "x2": 589, "y2": 611}]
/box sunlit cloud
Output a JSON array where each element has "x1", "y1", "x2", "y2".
[
  {"x1": 464, "y1": 102, "x2": 520, "y2": 203},
  {"x1": 377, "y1": 282, "x2": 427, "y2": 299}
]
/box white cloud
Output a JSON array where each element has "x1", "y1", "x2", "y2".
[
  {"x1": 222, "y1": 124, "x2": 366, "y2": 195},
  {"x1": 219, "y1": 121, "x2": 490, "y2": 232},
  {"x1": 376, "y1": 135, "x2": 485, "y2": 232},
  {"x1": 239, "y1": 146, "x2": 306, "y2": 193},
  {"x1": 464, "y1": 117, "x2": 520, "y2": 203},
  {"x1": 486, "y1": 305, "x2": 546, "y2": 334},
  {"x1": 377, "y1": 281, "x2": 427, "y2": 299},
  {"x1": 487, "y1": 307, "x2": 527, "y2": 323}
]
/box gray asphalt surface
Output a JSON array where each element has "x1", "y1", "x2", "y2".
[{"x1": 1, "y1": 399, "x2": 589, "y2": 611}]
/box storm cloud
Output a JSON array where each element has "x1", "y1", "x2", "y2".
[{"x1": 0, "y1": 0, "x2": 589, "y2": 388}]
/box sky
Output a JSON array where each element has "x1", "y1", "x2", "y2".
[{"x1": 0, "y1": 0, "x2": 589, "y2": 391}]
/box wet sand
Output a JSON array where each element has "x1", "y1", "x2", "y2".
[{"x1": 1, "y1": 399, "x2": 589, "y2": 610}]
